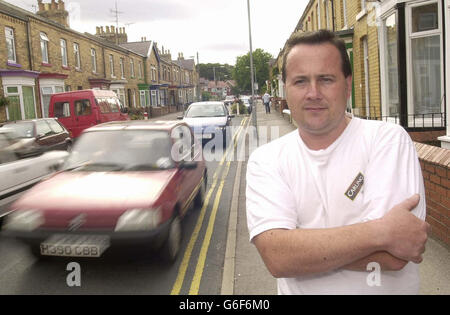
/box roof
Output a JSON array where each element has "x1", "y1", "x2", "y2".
[
  {"x1": 174, "y1": 59, "x2": 195, "y2": 70},
  {"x1": 119, "y1": 41, "x2": 153, "y2": 57},
  {"x1": 87, "y1": 120, "x2": 185, "y2": 132},
  {"x1": 0, "y1": 1, "x2": 137, "y2": 56}
]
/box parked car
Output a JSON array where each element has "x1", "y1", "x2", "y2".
[
  {"x1": 223, "y1": 95, "x2": 236, "y2": 107},
  {"x1": 48, "y1": 89, "x2": 129, "y2": 138},
  {"x1": 1, "y1": 120, "x2": 207, "y2": 262},
  {"x1": 0, "y1": 128, "x2": 69, "y2": 211},
  {"x1": 179, "y1": 101, "x2": 234, "y2": 146},
  {"x1": 239, "y1": 96, "x2": 252, "y2": 114},
  {"x1": 0, "y1": 118, "x2": 72, "y2": 158}
]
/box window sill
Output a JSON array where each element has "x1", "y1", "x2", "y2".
[
  {"x1": 62, "y1": 66, "x2": 70, "y2": 70},
  {"x1": 7, "y1": 61, "x2": 22, "y2": 68},
  {"x1": 41, "y1": 62, "x2": 52, "y2": 67},
  {"x1": 356, "y1": 9, "x2": 367, "y2": 21}
]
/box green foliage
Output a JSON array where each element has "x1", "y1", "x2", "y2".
[
  {"x1": 127, "y1": 107, "x2": 145, "y2": 120},
  {"x1": 230, "y1": 102, "x2": 247, "y2": 115},
  {"x1": 0, "y1": 96, "x2": 10, "y2": 107},
  {"x1": 233, "y1": 49, "x2": 273, "y2": 95},
  {"x1": 202, "y1": 91, "x2": 212, "y2": 101},
  {"x1": 198, "y1": 63, "x2": 234, "y2": 81}
]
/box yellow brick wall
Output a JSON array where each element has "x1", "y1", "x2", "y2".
[
  {"x1": 288, "y1": 0, "x2": 382, "y2": 117},
  {"x1": 0, "y1": 13, "x2": 31, "y2": 69}
]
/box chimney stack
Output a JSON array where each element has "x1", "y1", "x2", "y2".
[{"x1": 36, "y1": 0, "x2": 70, "y2": 28}]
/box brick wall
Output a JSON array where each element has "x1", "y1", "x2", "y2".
[{"x1": 415, "y1": 142, "x2": 450, "y2": 246}]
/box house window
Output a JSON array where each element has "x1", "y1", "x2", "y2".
[
  {"x1": 130, "y1": 59, "x2": 135, "y2": 78},
  {"x1": 73, "y1": 43, "x2": 81, "y2": 70},
  {"x1": 40, "y1": 32, "x2": 49, "y2": 63},
  {"x1": 383, "y1": 13, "x2": 400, "y2": 116},
  {"x1": 4, "y1": 85, "x2": 36, "y2": 120},
  {"x1": 151, "y1": 66, "x2": 156, "y2": 81},
  {"x1": 5, "y1": 27, "x2": 16, "y2": 63},
  {"x1": 408, "y1": 1, "x2": 443, "y2": 119},
  {"x1": 120, "y1": 58, "x2": 125, "y2": 79},
  {"x1": 60, "y1": 39, "x2": 68, "y2": 67},
  {"x1": 109, "y1": 55, "x2": 115, "y2": 77},
  {"x1": 138, "y1": 61, "x2": 143, "y2": 78},
  {"x1": 91, "y1": 48, "x2": 97, "y2": 73},
  {"x1": 151, "y1": 90, "x2": 158, "y2": 106},
  {"x1": 362, "y1": 37, "x2": 370, "y2": 117},
  {"x1": 342, "y1": 0, "x2": 348, "y2": 28}
]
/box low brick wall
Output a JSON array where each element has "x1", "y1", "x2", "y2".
[
  {"x1": 414, "y1": 143, "x2": 450, "y2": 246},
  {"x1": 150, "y1": 106, "x2": 169, "y2": 117}
]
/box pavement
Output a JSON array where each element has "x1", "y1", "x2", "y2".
[{"x1": 228, "y1": 100, "x2": 450, "y2": 295}]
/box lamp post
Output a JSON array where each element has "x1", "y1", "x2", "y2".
[{"x1": 247, "y1": 0, "x2": 258, "y2": 144}]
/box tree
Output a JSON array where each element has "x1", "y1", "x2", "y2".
[
  {"x1": 233, "y1": 48, "x2": 272, "y2": 95},
  {"x1": 198, "y1": 63, "x2": 234, "y2": 82}
]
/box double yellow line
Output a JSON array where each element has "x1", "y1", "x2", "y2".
[{"x1": 170, "y1": 117, "x2": 250, "y2": 295}]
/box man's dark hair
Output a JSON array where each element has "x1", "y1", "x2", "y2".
[{"x1": 281, "y1": 29, "x2": 352, "y2": 83}]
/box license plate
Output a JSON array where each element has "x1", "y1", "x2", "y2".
[{"x1": 40, "y1": 234, "x2": 110, "y2": 257}]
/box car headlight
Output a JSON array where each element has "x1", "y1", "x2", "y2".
[
  {"x1": 3, "y1": 210, "x2": 44, "y2": 232},
  {"x1": 114, "y1": 208, "x2": 161, "y2": 232}
]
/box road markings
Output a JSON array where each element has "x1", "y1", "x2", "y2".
[
  {"x1": 170, "y1": 117, "x2": 248, "y2": 295},
  {"x1": 188, "y1": 117, "x2": 251, "y2": 295}
]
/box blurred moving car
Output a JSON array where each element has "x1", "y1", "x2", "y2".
[
  {"x1": 0, "y1": 128, "x2": 69, "y2": 210},
  {"x1": 0, "y1": 118, "x2": 72, "y2": 158},
  {"x1": 179, "y1": 101, "x2": 234, "y2": 146},
  {"x1": 2, "y1": 120, "x2": 207, "y2": 263}
]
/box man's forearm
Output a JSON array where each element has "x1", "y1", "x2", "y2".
[
  {"x1": 343, "y1": 252, "x2": 408, "y2": 271},
  {"x1": 253, "y1": 219, "x2": 386, "y2": 278}
]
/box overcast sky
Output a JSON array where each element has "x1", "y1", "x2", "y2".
[{"x1": 13, "y1": 0, "x2": 307, "y2": 65}]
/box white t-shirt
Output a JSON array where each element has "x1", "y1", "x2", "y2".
[{"x1": 246, "y1": 116, "x2": 426, "y2": 295}]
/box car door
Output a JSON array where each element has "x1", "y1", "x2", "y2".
[
  {"x1": 73, "y1": 98, "x2": 96, "y2": 137},
  {"x1": 35, "y1": 120, "x2": 57, "y2": 153},
  {"x1": 172, "y1": 125, "x2": 199, "y2": 214},
  {"x1": 51, "y1": 100, "x2": 75, "y2": 137},
  {"x1": 46, "y1": 119, "x2": 69, "y2": 150}
]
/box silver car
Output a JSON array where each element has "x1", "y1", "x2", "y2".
[
  {"x1": 180, "y1": 102, "x2": 234, "y2": 146},
  {"x1": 0, "y1": 129, "x2": 68, "y2": 217}
]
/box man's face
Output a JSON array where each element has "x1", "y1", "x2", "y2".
[{"x1": 285, "y1": 43, "x2": 352, "y2": 138}]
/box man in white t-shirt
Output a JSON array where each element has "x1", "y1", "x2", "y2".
[{"x1": 246, "y1": 30, "x2": 430, "y2": 294}]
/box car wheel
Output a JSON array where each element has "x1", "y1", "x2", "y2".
[
  {"x1": 194, "y1": 174, "x2": 207, "y2": 208},
  {"x1": 161, "y1": 215, "x2": 181, "y2": 263}
]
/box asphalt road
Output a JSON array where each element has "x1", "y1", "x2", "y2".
[{"x1": 0, "y1": 114, "x2": 249, "y2": 294}]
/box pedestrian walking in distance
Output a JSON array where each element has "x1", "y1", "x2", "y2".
[
  {"x1": 263, "y1": 92, "x2": 271, "y2": 114},
  {"x1": 246, "y1": 29, "x2": 430, "y2": 295}
]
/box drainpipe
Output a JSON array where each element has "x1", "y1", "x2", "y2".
[
  {"x1": 26, "y1": 18, "x2": 34, "y2": 71},
  {"x1": 331, "y1": 0, "x2": 336, "y2": 32}
]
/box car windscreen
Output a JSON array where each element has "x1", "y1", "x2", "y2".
[
  {"x1": 64, "y1": 130, "x2": 175, "y2": 171},
  {"x1": 185, "y1": 104, "x2": 226, "y2": 118},
  {"x1": 1, "y1": 122, "x2": 34, "y2": 138}
]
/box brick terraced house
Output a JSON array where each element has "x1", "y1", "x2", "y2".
[{"x1": 0, "y1": 0, "x2": 199, "y2": 122}]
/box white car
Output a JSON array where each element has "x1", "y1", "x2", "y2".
[{"x1": 0, "y1": 129, "x2": 69, "y2": 213}]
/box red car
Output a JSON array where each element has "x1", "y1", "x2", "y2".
[{"x1": 2, "y1": 120, "x2": 207, "y2": 262}]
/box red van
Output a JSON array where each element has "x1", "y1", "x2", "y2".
[{"x1": 48, "y1": 90, "x2": 129, "y2": 138}]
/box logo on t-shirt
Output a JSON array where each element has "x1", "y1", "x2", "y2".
[{"x1": 345, "y1": 172, "x2": 364, "y2": 201}]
